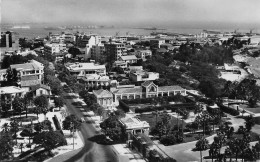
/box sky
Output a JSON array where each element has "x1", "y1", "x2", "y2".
[{"x1": 2, "y1": 0, "x2": 260, "y2": 29}]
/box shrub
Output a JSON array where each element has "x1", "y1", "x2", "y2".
[{"x1": 217, "y1": 103, "x2": 239, "y2": 116}]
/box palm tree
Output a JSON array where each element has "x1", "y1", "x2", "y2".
[
  {"x1": 195, "y1": 137, "x2": 209, "y2": 162},
  {"x1": 228, "y1": 138, "x2": 241, "y2": 162},
  {"x1": 254, "y1": 141, "x2": 260, "y2": 159},
  {"x1": 23, "y1": 92, "x2": 33, "y2": 118},
  {"x1": 209, "y1": 142, "x2": 219, "y2": 162}
]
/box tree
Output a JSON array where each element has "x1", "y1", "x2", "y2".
[
  {"x1": 195, "y1": 137, "x2": 209, "y2": 162},
  {"x1": 114, "y1": 109, "x2": 126, "y2": 119},
  {"x1": 34, "y1": 95, "x2": 49, "y2": 119},
  {"x1": 2, "y1": 67, "x2": 19, "y2": 87},
  {"x1": 62, "y1": 114, "x2": 81, "y2": 133},
  {"x1": 54, "y1": 97, "x2": 65, "y2": 111},
  {"x1": 244, "y1": 115, "x2": 255, "y2": 132},
  {"x1": 68, "y1": 47, "x2": 81, "y2": 58},
  {"x1": 100, "y1": 115, "x2": 125, "y2": 141},
  {"x1": 227, "y1": 138, "x2": 242, "y2": 162},
  {"x1": 96, "y1": 106, "x2": 105, "y2": 120},
  {"x1": 33, "y1": 131, "x2": 67, "y2": 154},
  {"x1": 12, "y1": 96, "x2": 24, "y2": 121},
  {"x1": 89, "y1": 103, "x2": 102, "y2": 114},
  {"x1": 23, "y1": 92, "x2": 34, "y2": 118},
  {"x1": 0, "y1": 132, "x2": 14, "y2": 160},
  {"x1": 10, "y1": 119, "x2": 19, "y2": 144}
]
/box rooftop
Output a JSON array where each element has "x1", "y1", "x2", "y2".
[
  {"x1": 120, "y1": 55, "x2": 138, "y2": 61},
  {"x1": 93, "y1": 89, "x2": 113, "y2": 98},
  {"x1": 112, "y1": 87, "x2": 142, "y2": 94},
  {"x1": 0, "y1": 86, "x2": 25, "y2": 94},
  {"x1": 66, "y1": 62, "x2": 105, "y2": 72},
  {"x1": 120, "y1": 115, "x2": 150, "y2": 129},
  {"x1": 158, "y1": 85, "x2": 185, "y2": 92},
  {"x1": 21, "y1": 80, "x2": 41, "y2": 87},
  {"x1": 10, "y1": 60, "x2": 44, "y2": 71}
]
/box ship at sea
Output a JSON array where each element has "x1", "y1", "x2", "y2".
[
  {"x1": 11, "y1": 25, "x2": 30, "y2": 29},
  {"x1": 44, "y1": 26, "x2": 66, "y2": 30}
]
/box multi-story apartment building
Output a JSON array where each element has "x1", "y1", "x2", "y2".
[
  {"x1": 10, "y1": 60, "x2": 44, "y2": 82},
  {"x1": 64, "y1": 33, "x2": 76, "y2": 43},
  {"x1": 104, "y1": 42, "x2": 126, "y2": 62},
  {"x1": 44, "y1": 43, "x2": 66, "y2": 55},
  {"x1": 91, "y1": 43, "x2": 105, "y2": 62},
  {"x1": 0, "y1": 31, "x2": 19, "y2": 54},
  {"x1": 150, "y1": 39, "x2": 165, "y2": 48}
]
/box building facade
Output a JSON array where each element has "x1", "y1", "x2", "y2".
[
  {"x1": 104, "y1": 42, "x2": 126, "y2": 61},
  {"x1": 111, "y1": 81, "x2": 186, "y2": 104}
]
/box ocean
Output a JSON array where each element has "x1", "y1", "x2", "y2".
[{"x1": 1, "y1": 25, "x2": 257, "y2": 39}]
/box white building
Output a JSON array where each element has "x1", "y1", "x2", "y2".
[
  {"x1": 65, "y1": 62, "x2": 106, "y2": 76},
  {"x1": 119, "y1": 115, "x2": 150, "y2": 139},
  {"x1": 44, "y1": 43, "x2": 66, "y2": 55},
  {"x1": 10, "y1": 60, "x2": 44, "y2": 82},
  {"x1": 136, "y1": 49, "x2": 152, "y2": 59},
  {"x1": 129, "y1": 70, "x2": 159, "y2": 82}
]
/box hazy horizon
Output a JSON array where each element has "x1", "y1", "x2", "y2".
[{"x1": 2, "y1": 0, "x2": 260, "y2": 30}]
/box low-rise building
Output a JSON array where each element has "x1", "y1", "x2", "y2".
[
  {"x1": 113, "y1": 61, "x2": 128, "y2": 69},
  {"x1": 44, "y1": 43, "x2": 66, "y2": 55},
  {"x1": 136, "y1": 49, "x2": 152, "y2": 59},
  {"x1": 119, "y1": 115, "x2": 150, "y2": 140},
  {"x1": 93, "y1": 89, "x2": 113, "y2": 108},
  {"x1": 111, "y1": 81, "x2": 186, "y2": 104},
  {"x1": 129, "y1": 70, "x2": 159, "y2": 83},
  {"x1": 65, "y1": 62, "x2": 106, "y2": 76},
  {"x1": 118, "y1": 55, "x2": 138, "y2": 65}
]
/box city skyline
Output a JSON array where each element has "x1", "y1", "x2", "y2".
[{"x1": 2, "y1": 0, "x2": 260, "y2": 29}]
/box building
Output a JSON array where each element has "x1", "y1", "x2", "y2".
[
  {"x1": 65, "y1": 62, "x2": 106, "y2": 76},
  {"x1": 10, "y1": 60, "x2": 44, "y2": 82},
  {"x1": 64, "y1": 33, "x2": 76, "y2": 43},
  {"x1": 44, "y1": 43, "x2": 66, "y2": 55},
  {"x1": 0, "y1": 31, "x2": 19, "y2": 54},
  {"x1": 0, "y1": 86, "x2": 26, "y2": 110},
  {"x1": 91, "y1": 43, "x2": 105, "y2": 62},
  {"x1": 119, "y1": 115, "x2": 150, "y2": 139},
  {"x1": 76, "y1": 34, "x2": 101, "y2": 60},
  {"x1": 111, "y1": 81, "x2": 186, "y2": 104},
  {"x1": 150, "y1": 39, "x2": 165, "y2": 48},
  {"x1": 93, "y1": 89, "x2": 113, "y2": 108},
  {"x1": 104, "y1": 42, "x2": 126, "y2": 61},
  {"x1": 113, "y1": 61, "x2": 128, "y2": 69},
  {"x1": 118, "y1": 55, "x2": 138, "y2": 65},
  {"x1": 78, "y1": 74, "x2": 111, "y2": 89},
  {"x1": 136, "y1": 49, "x2": 152, "y2": 59},
  {"x1": 129, "y1": 70, "x2": 159, "y2": 83}
]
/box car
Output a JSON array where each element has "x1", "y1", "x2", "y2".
[{"x1": 81, "y1": 117, "x2": 85, "y2": 123}]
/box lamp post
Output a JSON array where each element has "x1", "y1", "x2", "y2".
[{"x1": 70, "y1": 122, "x2": 75, "y2": 150}]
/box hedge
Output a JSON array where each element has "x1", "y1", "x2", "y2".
[
  {"x1": 134, "y1": 103, "x2": 195, "y2": 113},
  {"x1": 119, "y1": 100, "x2": 130, "y2": 112},
  {"x1": 217, "y1": 103, "x2": 240, "y2": 116},
  {"x1": 52, "y1": 115, "x2": 62, "y2": 131}
]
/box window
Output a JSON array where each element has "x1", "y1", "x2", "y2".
[{"x1": 40, "y1": 90, "x2": 43, "y2": 95}]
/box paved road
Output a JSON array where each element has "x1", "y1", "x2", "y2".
[{"x1": 49, "y1": 93, "x2": 118, "y2": 162}]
